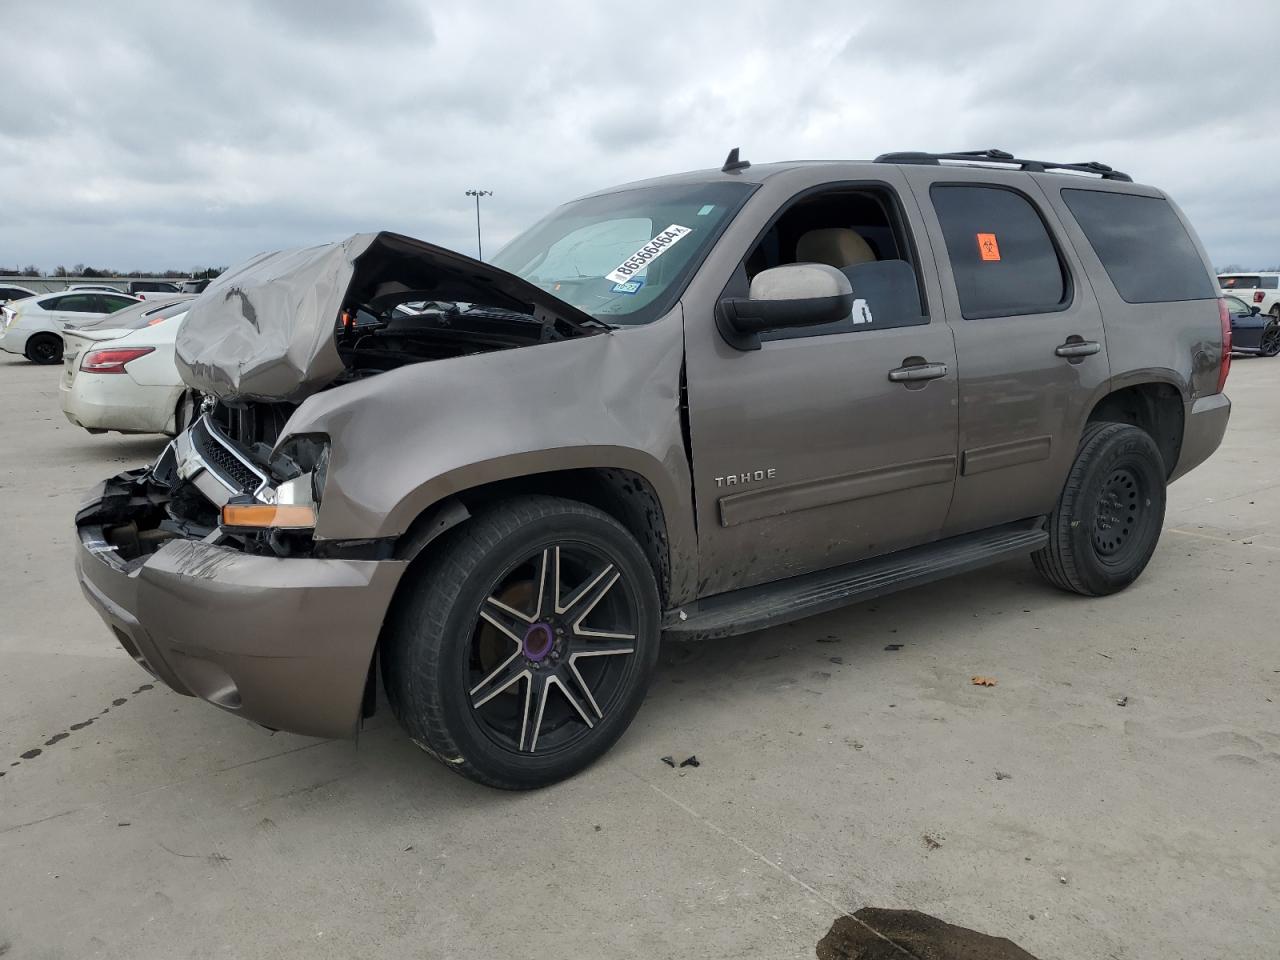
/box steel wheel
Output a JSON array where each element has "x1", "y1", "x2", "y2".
[{"x1": 1092, "y1": 467, "x2": 1145, "y2": 562}]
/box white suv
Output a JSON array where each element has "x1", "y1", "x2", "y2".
[{"x1": 1219, "y1": 273, "x2": 1280, "y2": 320}]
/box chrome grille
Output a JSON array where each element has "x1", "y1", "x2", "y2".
[{"x1": 189, "y1": 416, "x2": 266, "y2": 493}]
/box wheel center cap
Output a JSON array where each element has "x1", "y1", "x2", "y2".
[{"x1": 523, "y1": 622, "x2": 555, "y2": 662}]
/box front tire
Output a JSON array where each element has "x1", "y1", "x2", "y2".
[
  {"x1": 24, "y1": 333, "x2": 62, "y2": 365},
  {"x1": 382, "y1": 495, "x2": 661, "y2": 789},
  {"x1": 1033, "y1": 422, "x2": 1167, "y2": 597}
]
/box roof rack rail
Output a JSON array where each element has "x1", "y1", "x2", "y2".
[{"x1": 873, "y1": 148, "x2": 1133, "y2": 183}]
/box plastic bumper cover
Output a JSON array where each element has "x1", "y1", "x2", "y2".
[
  {"x1": 75, "y1": 482, "x2": 407, "y2": 739},
  {"x1": 1170, "y1": 392, "x2": 1231, "y2": 482}
]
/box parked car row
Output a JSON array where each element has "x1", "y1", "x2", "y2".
[
  {"x1": 1218, "y1": 273, "x2": 1280, "y2": 357},
  {"x1": 1, "y1": 286, "x2": 202, "y2": 436},
  {"x1": 2, "y1": 290, "x2": 143, "y2": 363}
]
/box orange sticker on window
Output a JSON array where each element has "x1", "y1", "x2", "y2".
[{"x1": 977, "y1": 233, "x2": 1001, "y2": 261}]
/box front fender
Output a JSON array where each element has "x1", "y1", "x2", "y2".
[{"x1": 281, "y1": 309, "x2": 697, "y2": 597}]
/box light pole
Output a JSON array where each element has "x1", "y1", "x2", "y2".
[{"x1": 465, "y1": 189, "x2": 493, "y2": 261}]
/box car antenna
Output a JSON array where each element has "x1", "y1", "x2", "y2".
[{"x1": 722, "y1": 147, "x2": 750, "y2": 173}]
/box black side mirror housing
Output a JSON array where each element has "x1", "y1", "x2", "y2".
[
  {"x1": 1250, "y1": 305, "x2": 1262, "y2": 316},
  {"x1": 717, "y1": 263, "x2": 854, "y2": 351}
]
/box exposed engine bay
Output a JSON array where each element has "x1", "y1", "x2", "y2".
[{"x1": 78, "y1": 231, "x2": 613, "y2": 566}]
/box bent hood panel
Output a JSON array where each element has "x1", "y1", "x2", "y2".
[{"x1": 175, "y1": 231, "x2": 601, "y2": 403}]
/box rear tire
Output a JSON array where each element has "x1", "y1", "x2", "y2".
[
  {"x1": 1033, "y1": 422, "x2": 1166, "y2": 597},
  {"x1": 24, "y1": 333, "x2": 62, "y2": 365},
  {"x1": 381, "y1": 495, "x2": 660, "y2": 789},
  {"x1": 169, "y1": 390, "x2": 198, "y2": 436}
]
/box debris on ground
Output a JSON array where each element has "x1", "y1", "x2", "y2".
[
  {"x1": 1116, "y1": 695, "x2": 1129, "y2": 707},
  {"x1": 660, "y1": 756, "x2": 676, "y2": 768},
  {"x1": 679, "y1": 755, "x2": 700, "y2": 768},
  {"x1": 884, "y1": 643, "x2": 903, "y2": 651},
  {"x1": 829, "y1": 656, "x2": 845, "y2": 665},
  {"x1": 995, "y1": 771, "x2": 1012, "y2": 781},
  {"x1": 971, "y1": 676, "x2": 998, "y2": 687},
  {"x1": 922, "y1": 833, "x2": 943, "y2": 851},
  {"x1": 817, "y1": 908, "x2": 1039, "y2": 960}
]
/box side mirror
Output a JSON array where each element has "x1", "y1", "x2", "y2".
[
  {"x1": 1250, "y1": 305, "x2": 1261, "y2": 316},
  {"x1": 717, "y1": 263, "x2": 854, "y2": 351}
]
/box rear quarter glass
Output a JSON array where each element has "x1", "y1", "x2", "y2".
[{"x1": 1062, "y1": 189, "x2": 1215, "y2": 304}]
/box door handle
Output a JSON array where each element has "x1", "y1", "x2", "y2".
[
  {"x1": 888, "y1": 362, "x2": 948, "y2": 383},
  {"x1": 1054, "y1": 339, "x2": 1101, "y2": 359}
]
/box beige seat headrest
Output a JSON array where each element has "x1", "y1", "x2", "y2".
[{"x1": 796, "y1": 228, "x2": 876, "y2": 269}]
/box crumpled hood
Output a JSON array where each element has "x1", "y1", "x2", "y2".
[{"x1": 175, "y1": 231, "x2": 602, "y2": 403}]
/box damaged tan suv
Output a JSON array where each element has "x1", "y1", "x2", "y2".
[{"x1": 75, "y1": 148, "x2": 1232, "y2": 789}]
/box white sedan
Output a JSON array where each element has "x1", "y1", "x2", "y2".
[
  {"x1": 0, "y1": 283, "x2": 37, "y2": 305},
  {"x1": 60, "y1": 298, "x2": 197, "y2": 436},
  {"x1": 1, "y1": 289, "x2": 140, "y2": 364}
]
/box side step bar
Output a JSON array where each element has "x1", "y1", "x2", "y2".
[{"x1": 663, "y1": 519, "x2": 1048, "y2": 640}]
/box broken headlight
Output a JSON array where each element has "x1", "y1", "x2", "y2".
[{"x1": 220, "y1": 434, "x2": 330, "y2": 532}]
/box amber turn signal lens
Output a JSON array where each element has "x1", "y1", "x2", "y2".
[{"x1": 220, "y1": 503, "x2": 317, "y2": 530}]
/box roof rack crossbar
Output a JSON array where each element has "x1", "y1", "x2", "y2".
[{"x1": 873, "y1": 148, "x2": 1133, "y2": 182}]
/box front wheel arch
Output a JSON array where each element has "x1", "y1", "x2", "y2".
[{"x1": 390, "y1": 466, "x2": 676, "y2": 608}]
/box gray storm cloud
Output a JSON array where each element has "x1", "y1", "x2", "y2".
[{"x1": 2, "y1": 0, "x2": 1277, "y2": 271}]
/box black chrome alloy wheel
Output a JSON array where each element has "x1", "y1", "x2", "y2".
[
  {"x1": 1260, "y1": 322, "x2": 1280, "y2": 357},
  {"x1": 468, "y1": 543, "x2": 641, "y2": 755},
  {"x1": 383, "y1": 496, "x2": 660, "y2": 789}
]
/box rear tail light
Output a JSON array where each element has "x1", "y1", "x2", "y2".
[
  {"x1": 80, "y1": 346, "x2": 155, "y2": 374},
  {"x1": 1216, "y1": 298, "x2": 1232, "y2": 394},
  {"x1": 1254, "y1": 291, "x2": 1265, "y2": 304}
]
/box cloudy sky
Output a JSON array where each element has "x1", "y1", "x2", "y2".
[{"x1": 3, "y1": 0, "x2": 1278, "y2": 274}]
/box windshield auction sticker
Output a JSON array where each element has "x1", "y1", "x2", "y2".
[{"x1": 605, "y1": 224, "x2": 692, "y2": 283}]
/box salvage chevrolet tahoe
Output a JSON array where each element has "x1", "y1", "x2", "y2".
[{"x1": 74, "y1": 148, "x2": 1232, "y2": 789}]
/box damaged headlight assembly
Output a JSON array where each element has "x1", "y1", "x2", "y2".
[{"x1": 220, "y1": 434, "x2": 330, "y2": 542}]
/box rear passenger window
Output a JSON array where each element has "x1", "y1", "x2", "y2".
[
  {"x1": 1062, "y1": 189, "x2": 1215, "y2": 303},
  {"x1": 56, "y1": 294, "x2": 99, "y2": 313},
  {"x1": 930, "y1": 185, "x2": 1068, "y2": 319}
]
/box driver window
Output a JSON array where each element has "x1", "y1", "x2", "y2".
[{"x1": 739, "y1": 187, "x2": 928, "y2": 340}]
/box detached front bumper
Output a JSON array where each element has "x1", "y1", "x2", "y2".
[{"x1": 75, "y1": 479, "x2": 407, "y2": 739}]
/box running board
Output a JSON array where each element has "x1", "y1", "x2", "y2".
[{"x1": 663, "y1": 519, "x2": 1048, "y2": 640}]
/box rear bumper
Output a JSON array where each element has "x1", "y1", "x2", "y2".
[
  {"x1": 1171, "y1": 392, "x2": 1231, "y2": 482},
  {"x1": 76, "y1": 480, "x2": 407, "y2": 739},
  {"x1": 0, "y1": 326, "x2": 29, "y2": 355},
  {"x1": 60, "y1": 376, "x2": 179, "y2": 434}
]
